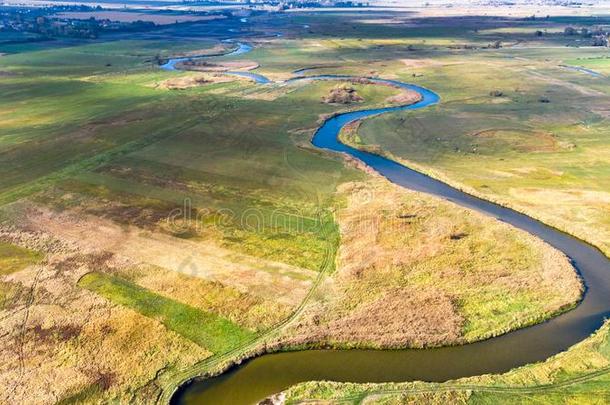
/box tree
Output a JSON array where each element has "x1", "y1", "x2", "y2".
[
  {"x1": 592, "y1": 34, "x2": 609, "y2": 47},
  {"x1": 564, "y1": 26, "x2": 577, "y2": 36}
]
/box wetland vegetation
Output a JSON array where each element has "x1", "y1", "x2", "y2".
[{"x1": 1, "y1": 2, "x2": 609, "y2": 404}]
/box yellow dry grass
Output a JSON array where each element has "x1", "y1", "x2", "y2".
[
  {"x1": 20, "y1": 203, "x2": 316, "y2": 307},
  {"x1": 154, "y1": 73, "x2": 235, "y2": 90},
  {"x1": 280, "y1": 177, "x2": 582, "y2": 348},
  {"x1": 0, "y1": 199, "x2": 317, "y2": 403},
  {"x1": 122, "y1": 264, "x2": 293, "y2": 331},
  {"x1": 0, "y1": 228, "x2": 210, "y2": 404}
]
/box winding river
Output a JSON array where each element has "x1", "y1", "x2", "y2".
[
  {"x1": 162, "y1": 43, "x2": 610, "y2": 405},
  {"x1": 160, "y1": 42, "x2": 254, "y2": 72}
]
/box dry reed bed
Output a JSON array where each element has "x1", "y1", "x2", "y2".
[{"x1": 280, "y1": 178, "x2": 582, "y2": 349}]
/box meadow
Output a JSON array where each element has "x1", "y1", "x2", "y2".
[
  {"x1": 79, "y1": 272, "x2": 255, "y2": 352},
  {"x1": 279, "y1": 177, "x2": 581, "y2": 349},
  {"x1": 0, "y1": 241, "x2": 41, "y2": 311},
  {"x1": 0, "y1": 25, "x2": 398, "y2": 403},
  {"x1": 327, "y1": 18, "x2": 610, "y2": 257},
  {"x1": 0, "y1": 9, "x2": 608, "y2": 404}
]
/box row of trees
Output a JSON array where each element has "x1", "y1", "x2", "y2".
[{"x1": 564, "y1": 26, "x2": 609, "y2": 46}]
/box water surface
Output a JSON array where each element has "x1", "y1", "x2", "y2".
[{"x1": 160, "y1": 42, "x2": 253, "y2": 71}]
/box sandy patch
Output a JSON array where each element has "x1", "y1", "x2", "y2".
[
  {"x1": 400, "y1": 58, "x2": 446, "y2": 69},
  {"x1": 386, "y1": 88, "x2": 422, "y2": 105}
]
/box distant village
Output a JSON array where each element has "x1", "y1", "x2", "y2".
[
  {"x1": 1, "y1": 0, "x2": 607, "y2": 46},
  {"x1": 0, "y1": 6, "x2": 157, "y2": 39},
  {"x1": 0, "y1": 0, "x2": 371, "y2": 40},
  {"x1": 236, "y1": 0, "x2": 369, "y2": 8}
]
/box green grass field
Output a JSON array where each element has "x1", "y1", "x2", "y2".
[
  {"x1": 0, "y1": 241, "x2": 42, "y2": 276},
  {"x1": 1, "y1": 9, "x2": 609, "y2": 405},
  {"x1": 79, "y1": 271, "x2": 254, "y2": 353},
  {"x1": 338, "y1": 35, "x2": 610, "y2": 256},
  {"x1": 0, "y1": 242, "x2": 42, "y2": 310}
]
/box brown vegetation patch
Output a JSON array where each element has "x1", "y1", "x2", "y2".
[
  {"x1": 322, "y1": 84, "x2": 364, "y2": 104},
  {"x1": 0, "y1": 223, "x2": 74, "y2": 255},
  {"x1": 177, "y1": 60, "x2": 258, "y2": 72},
  {"x1": 36, "y1": 181, "x2": 194, "y2": 232},
  {"x1": 56, "y1": 195, "x2": 174, "y2": 230},
  {"x1": 30, "y1": 323, "x2": 82, "y2": 344},
  {"x1": 385, "y1": 89, "x2": 422, "y2": 105},
  {"x1": 299, "y1": 288, "x2": 463, "y2": 348},
  {"x1": 84, "y1": 369, "x2": 117, "y2": 392},
  {"x1": 155, "y1": 73, "x2": 234, "y2": 90},
  {"x1": 0, "y1": 222, "x2": 209, "y2": 404},
  {"x1": 15, "y1": 203, "x2": 315, "y2": 307}
]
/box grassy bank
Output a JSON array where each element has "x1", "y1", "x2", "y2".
[
  {"x1": 0, "y1": 241, "x2": 42, "y2": 276},
  {"x1": 0, "y1": 241, "x2": 42, "y2": 310},
  {"x1": 283, "y1": 319, "x2": 610, "y2": 404}
]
